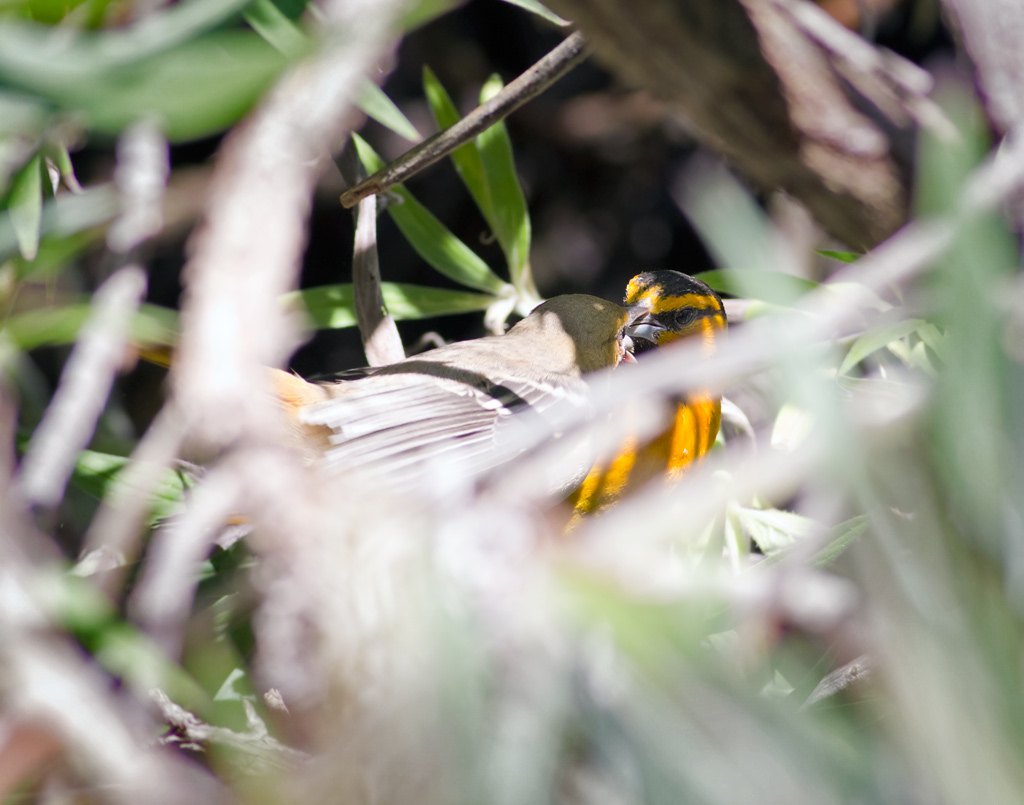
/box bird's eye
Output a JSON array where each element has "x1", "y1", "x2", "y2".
[{"x1": 673, "y1": 308, "x2": 699, "y2": 327}]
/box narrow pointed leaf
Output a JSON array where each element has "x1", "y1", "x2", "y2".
[
  {"x1": 838, "y1": 318, "x2": 925, "y2": 376},
  {"x1": 7, "y1": 153, "x2": 43, "y2": 260},
  {"x1": 476, "y1": 75, "x2": 530, "y2": 288},
  {"x1": 498, "y1": 0, "x2": 568, "y2": 25},
  {"x1": 358, "y1": 81, "x2": 422, "y2": 142},
  {"x1": 295, "y1": 282, "x2": 496, "y2": 329},
  {"x1": 353, "y1": 136, "x2": 508, "y2": 294},
  {"x1": 423, "y1": 65, "x2": 493, "y2": 225}
]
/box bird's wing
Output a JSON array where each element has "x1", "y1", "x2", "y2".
[{"x1": 299, "y1": 364, "x2": 589, "y2": 494}]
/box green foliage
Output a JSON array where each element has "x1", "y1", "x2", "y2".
[
  {"x1": 353, "y1": 135, "x2": 510, "y2": 298},
  {"x1": 4, "y1": 3, "x2": 1024, "y2": 803}
]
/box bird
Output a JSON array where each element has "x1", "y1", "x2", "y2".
[
  {"x1": 568, "y1": 270, "x2": 727, "y2": 519},
  {"x1": 271, "y1": 293, "x2": 644, "y2": 496}
]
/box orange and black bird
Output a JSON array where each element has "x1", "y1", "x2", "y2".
[
  {"x1": 569, "y1": 270, "x2": 727, "y2": 518},
  {"x1": 270, "y1": 293, "x2": 641, "y2": 495}
]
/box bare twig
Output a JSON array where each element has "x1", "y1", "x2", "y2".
[
  {"x1": 337, "y1": 145, "x2": 405, "y2": 366},
  {"x1": 15, "y1": 266, "x2": 146, "y2": 508},
  {"x1": 173, "y1": 0, "x2": 410, "y2": 451},
  {"x1": 151, "y1": 690, "x2": 308, "y2": 773},
  {"x1": 106, "y1": 119, "x2": 170, "y2": 255},
  {"x1": 339, "y1": 31, "x2": 589, "y2": 208}
]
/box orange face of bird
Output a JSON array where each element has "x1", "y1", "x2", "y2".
[{"x1": 624, "y1": 271, "x2": 727, "y2": 356}]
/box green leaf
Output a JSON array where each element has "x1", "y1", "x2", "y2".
[
  {"x1": 812, "y1": 515, "x2": 868, "y2": 567},
  {"x1": 357, "y1": 81, "x2": 422, "y2": 142},
  {"x1": 730, "y1": 505, "x2": 819, "y2": 556},
  {"x1": 6, "y1": 153, "x2": 43, "y2": 260},
  {"x1": 838, "y1": 318, "x2": 926, "y2": 376},
  {"x1": 352, "y1": 136, "x2": 509, "y2": 295},
  {"x1": 2, "y1": 302, "x2": 179, "y2": 351},
  {"x1": 697, "y1": 269, "x2": 817, "y2": 306},
  {"x1": 498, "y1": 0, "x2": 568, "y2": 25},
  {"x1": 0, "y1": 0, "x2": 255, "y2": 72},
  {"x1": 295, "y1": 282, "x2": 496, "y2": 329},
  {"x1": 243, "y1": 0, "x2": 311, "y2": 59},
  {"x1": 402, "y1": 0, "x2": 463, "y2": 32},
  {"x1": 41, "y1": 140, "x2": 82, "y2": 193},
  {"x1": 423, "y1": 66, "x2": 494, "y2": 226},
  {"x1": 476, "y1": 75, "x2": 531, "y2": 291},
  {"x1": 816, "y1": 249, "x2": 861, "y2": 264},
  {"x1": 80, "y1": 34, "x2": 288, "y2": 142},
  {"x1": 0, "y1": 183, "x2": 118, "y2": 263},
  {"x1": 71, "y1": 447, "x2": 192, "y2": 521},
  {"x1": 0, "y1": 26, "x2": 288, "y2": 142}
]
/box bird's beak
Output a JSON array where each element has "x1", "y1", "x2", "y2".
[
  {"x1": 621, "y1": 334, "x2": 637, "y2": 363},
  {"x1": 626, "y1": 312, "x2": 666, "y2": 347}
]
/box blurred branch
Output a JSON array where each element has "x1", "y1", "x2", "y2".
[
  {"x1": 940, "y1": 0, "x2": 1024, "y2": 134},
  {"x1": 542, "y1": 0, "x2": 906, "y2": 248},
  {"x1": 106, "y1": 119, "x2": 170, "y2": 255},
  {"x1": 483, "y1": 125, "x2": 1024, "y2": 512},
  {"x1": 0, "y1": 507, "x2": 222, "y2": 803},
  {"x1": 337, "y1": 145, "x2": 405, "y2": 366},
  {"x1": 15, "y1": 266, "x2": 146, "y2": 508},
  {"x1": 173, "y1": 0, "x2": 409, "y2": 450},
  {"x1": 339, "y1": 31, "x2": 589, "y2": 208}
]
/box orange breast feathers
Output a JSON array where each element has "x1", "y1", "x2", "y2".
[{"x1": 569, "y1": 271, "x2": 727, "y2": 519}]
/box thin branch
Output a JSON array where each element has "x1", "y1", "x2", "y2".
[
  {"x1": 337, "y1": 145, "x2": 405, "y2": 366},
  {"x1": 172, "y1": 0, "x2": 409, "y2": 451},
  {"x1": 151, "y1": 690, "x2": 308, "y2": 773},
  {"x1": 339, "y1": 31, "x2": 589, "y2": 208},
  {"x1": 14, "y1": 266, "x2": 146, "y2": 508}
]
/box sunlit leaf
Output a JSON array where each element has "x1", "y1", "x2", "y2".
[
  {"x1": 243, "y1": 0, "x2": 311, "y2": 58},
  {"x1": 295, "y1": 282, "x2": 496, "y2": 329},
  {"x1": 838, "y1": 318, "x2": 926, "y2": 376},
  {"x1": 0, "y1": 0, "x2": 254, "y2": 71},
  {"x1": 0, "y1": 26, "x2": 288, "y2": 142},
  {"x1": 6, "y1": 152, "x2": 43, "y2": 260},
  {"x1": 353, "y1": 135, "x2": 508, "y2": 294},
  {"x1": 498, "y1": 0, "x2": 568, "y2": 26},
  {"x1": 0, "y1": 184, "x2": 118, "y2": 262},
  {"x1": 2, "y1": 302, "x2": 178, "y2": 350},
  {"x1": 423, "y1": 66, "x2": 494, "y2": 225},
  {"x1": 358, "y1": 81, "x2": 422, "y2": 142},
  {"x1": 730, "y1": 505, "x2": 819, "y2": 556},
  {"x1": 402, "y1": 0, "x2": 464, "y2": 31},
  {"x1": 816, "y1": 249, "x2": 861, "y2": 264},
  {"x1": 71, "y1": 447, "x2": 191, "y2": 521},
  {"x1": 477, "y1": 75, "x2": 531, "y2": 291}
]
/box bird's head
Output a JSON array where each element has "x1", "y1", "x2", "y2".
[
  {"x1": 624, "y1": 271, "x2": 727, "y2": 356},
  {"x1": 510, "y1": 294, "x2": 640, "y2": 373}
]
